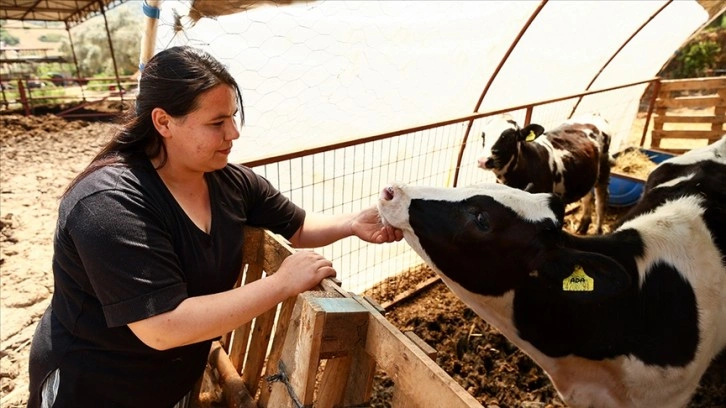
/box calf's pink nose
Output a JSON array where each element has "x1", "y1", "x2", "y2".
[
  {"x1": 477, "y1": 157, "x2": 488, "y2": 169},
  {"x1": 381, "y1": 186, "x2": 395, "y2": 201}
]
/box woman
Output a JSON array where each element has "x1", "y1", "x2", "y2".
[{"x1": 28, "y1": 45, "x2": 402, "y2": 407}]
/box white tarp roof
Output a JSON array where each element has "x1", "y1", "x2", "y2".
[{"x1": 149, "y1": 1, "x2": 717, "y2": 163}]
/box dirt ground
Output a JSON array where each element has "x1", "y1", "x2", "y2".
[{"x1": 1, "y1": 113, "x2": 724, "y2": 408}]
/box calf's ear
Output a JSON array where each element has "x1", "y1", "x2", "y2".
[
  {"x1": 519, "y1": 124, "x2": 545, "y2": 142},
  {"x1": 538, "y1": 248, "x2": 631, "y2": 304}
]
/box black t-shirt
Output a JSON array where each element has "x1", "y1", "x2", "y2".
[{"x1": 28, "y1": 157, "x2": 305, "y2": 407}]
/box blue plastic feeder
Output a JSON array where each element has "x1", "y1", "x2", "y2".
[{"x1": 607, "y1": 148, "x2": 675, "y2": 207}]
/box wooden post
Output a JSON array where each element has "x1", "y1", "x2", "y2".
[
  {"x1": 266, "y1": 294, "x2": 370, "y2": 408},
  {"x1": 208, "y1": 341, "x2": 257, "y2": 408},
  {"x1": 266, "y1": 294, "x2": 326, "y2": 408},
  {"x1": 316, "y1": 349, "x2": 378, "y2": 408},
  {"x1": 17, "y1": 79, "x2": 29, "y2": 116},
  {"x1": 640, "y1": 78, "x2": 660, "y2": 147}
]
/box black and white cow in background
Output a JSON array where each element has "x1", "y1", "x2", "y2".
[
  {"x1": 378, "y1": 135, "x2": 726, "y2": 408},
  {"x1": 477, "y1": 114, "x2": 611, "y2": 234}
]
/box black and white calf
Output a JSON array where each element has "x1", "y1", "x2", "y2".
[
  {"x1": 378, "y1": 135, "x2": 726, "y2": 408},
  {"x1": 477, "y1": 114, "x2": 611, "y2": 234}
]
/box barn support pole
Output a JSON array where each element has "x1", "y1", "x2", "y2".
[
  {"x1": 140, "y1": 0, "x2": 163, "y2": 73},
  {"x1": 64, "y1": 21, "x2": 86, "y2": 102},
  {"x1": 17, "y1": 79, "x2": 30, "y2": 116},
  {"x1": 524, "y1": 106, "x2": 534, "y2": 126},
  {"x1": 99, "y1": 2, "x2": 124, "y2": 105}
]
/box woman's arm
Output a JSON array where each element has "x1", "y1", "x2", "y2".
[
  {"x1": 288, "y1": 205, "x2": 403, "y2": 248},
  {"x1": 128, "y1": 206, "x2": 401, "y2": 350},
  {"x1": 128, "y1": 250, "x2": 335, "y2": 350}
]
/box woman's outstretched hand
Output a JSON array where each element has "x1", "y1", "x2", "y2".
[{"x1": 351, "y1": 206, "x2": 404, "y2": 244}]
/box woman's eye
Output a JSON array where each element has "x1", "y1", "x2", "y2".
[{"x1": 475, "y1": 212, "x2": 491, "y2": 231}]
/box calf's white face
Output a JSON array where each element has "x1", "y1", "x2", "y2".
[{"x1": 377, "y1": 183, "x2": 628, "y2": 301}]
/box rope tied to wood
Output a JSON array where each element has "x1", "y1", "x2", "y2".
[
  {"x1": 265, "y1": 359, "x2": 372, "y2": 407},
  {"x1": 265, "y1": 360, "x2": 311, "y2": 408}
]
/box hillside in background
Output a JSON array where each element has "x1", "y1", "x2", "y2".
[
  {"x1": 659, "y1": 10, "x2": 726, "y2": 78},
  {"x1": 1, "y1": 2, "x2": 142, "y2": 78}
]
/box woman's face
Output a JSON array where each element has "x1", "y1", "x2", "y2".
[{"x1": 161, "y1": 84, "x2": 240, "y2": 174}]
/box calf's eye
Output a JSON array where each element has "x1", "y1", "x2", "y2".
[{"x1": 475, "y1": 212, "x2": 491, "y2": 231}]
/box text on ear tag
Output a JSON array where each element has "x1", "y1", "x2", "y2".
[{"x1": 563, "y1": 265, "x2": 594, "y2": 291}]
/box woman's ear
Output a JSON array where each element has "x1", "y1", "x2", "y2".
[{"x1": 151, "y1": 107, "x2": 172, "y2": 138}]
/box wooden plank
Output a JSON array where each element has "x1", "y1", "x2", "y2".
[
  {"x1": 392, "y1": 386, "x2": 419, "y2": 408},
  {"x1": 228, "y1": 261, "x2": 264, "y2": 371},
  {"x1": 610, "y1": 170, "x2": 646, "y2": 184},
  {"x1": 318, "y1": 276, "x2": 349, "y2": 297},
  {"x1": 257, "y1": 295, "x2": 297, "y2": 407},
  {"x1": 364, "y1": 295, "x2": 386, "y2": 314},
  {"x1": 316, "y1": 297, "x2": 369, "y2": 359},
  {"x1": 316, "y1": 356, "x2": 352, "y2": 408},
  {"x1": 267, "y1": 294, "x2": 326, "y2": 408},
  {"x1": 225, "y1": 227, "x2": 267, "y2": 360},
  {"x1": 655, "y1": 95, "x2": 723, "y2": 109},
  {"x1": 242, "y1": 304, "x2": 278, "y2": 396},
  {"x1": 262, "y1": 230, "x2": 297, "y2": 273},
  {"x1": 649, "y1": 146, "x2": 691, "y2": 155},
  {"x1": 404, "y1": 331, "x2": 437, "y2": 360},
  {"x1": 380, "y1": 276, "x2": 440, "y2": 310},
  {"x1": 713, "y1": 105, "x2": 725, "y2": 131},
  {"x1": 652, "y1": 114, "x2": 726, "y2": 124},
  {"x1": 317, "y1": 345, "x2": 379, "y2": 408},
  {"x1": 355, "y1": 295, "x2": 481, "y2": 407},
  {"x1": 658, "y1": 77, "x2": 726, "y2": 92},
  {"x1": 652, "y1": 129, "x2": 724, "y2": 139},
  {"x1": 340, "y1": 348, "x2": 376, "y2": 406},
  {"x1": 222, "y1": 265, "x2": 246, "y2": 349},
  {"x1": 316, "y1": 298, "x2": 374, "y2": 408},
  {"x1": 241, "y1": 227, "x2": 265, "y2": 264}
]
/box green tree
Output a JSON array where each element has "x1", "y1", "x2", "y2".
[
  {"x1": 676, "y1": 39, "x2": 720, "y2": 77},
  {"x1": 39, "y1": 33, "x2": 64, "y2": 42},
  {"x1": 0, "y1": 27, "x2": 20, "y2": 45},
  {"x1": 59, "y1": 3, "x2": 143, "y2": 77},
  {"x1": 660, "y1": 11, "x2": 725, "y2": 78}
]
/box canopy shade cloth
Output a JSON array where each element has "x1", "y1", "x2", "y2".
[
  {"x1": 90, "y1": 1, "x2": 726, "y2": 162},
  {"x1": 0, "y1": 0, "x2": 127, "y2": 27}
]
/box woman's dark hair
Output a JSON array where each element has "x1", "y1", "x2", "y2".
[{"x1": 64, "y1": 46, "x2": 244, "y2": 196}]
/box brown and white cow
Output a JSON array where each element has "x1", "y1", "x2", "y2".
[
  {"x1": 379, "y1": 136, "x2": 726, "y2": 408},
  {"x1": 477, "y1": 114, "x2": 611, "y2": 234}
]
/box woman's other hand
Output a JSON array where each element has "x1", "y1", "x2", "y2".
[
  {"x1": 352, "y1": 206, "x2": 404, "y2": 244},
  {"x1": 274, "y1": 250, "x2": 337, "y2": 297}
]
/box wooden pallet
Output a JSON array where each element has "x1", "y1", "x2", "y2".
[{"x1": 650, "y1": 76, "x2": 726, "y2": 153}]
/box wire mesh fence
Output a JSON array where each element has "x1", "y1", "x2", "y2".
[{"x1": 243, "y1": 84, "x2": 651, "y2": 302}]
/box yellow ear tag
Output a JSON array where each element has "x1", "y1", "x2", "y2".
[
  {"x1": 562, "y1": 265, "x2": 594, "y2": 292},
  {"x1": 525, "y1": 130, "x2": 537, "y2": 142}
]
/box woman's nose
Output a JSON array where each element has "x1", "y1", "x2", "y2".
[{"x1": 226, "y1": 122, "x2": 241, "y2": 140}]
